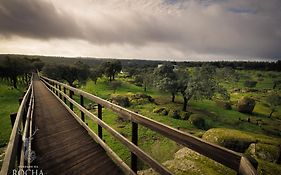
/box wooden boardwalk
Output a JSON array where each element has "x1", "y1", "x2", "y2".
[
  {"x1": 1, "y1": 75, "x2": 258, "y2": 175},
  {"x1": 31, "y1": 77, "x2": 123, "y2": 175}
]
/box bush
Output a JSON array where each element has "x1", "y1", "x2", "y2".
[
  {"x1": 168, "y1": 110, "x2": 181, "y2": 119},
  {"x1": 215, "y1": 100, "x2": 232, "y2": 110},
  {"x1": 189, "y1": 114, "x2": 205, "y2": 129},
  {"x1": 244, "y1": 80, "x2": 257, "y2": 88},
  {"x1": 237, "y1": 97, "x2": 256, "y2": 114},
  {"x1": 110, "y1": 95, "x2": 130, "y2": 107},
  {"x1": 180, "y1": 111, "x2": 193, "y2": 120}
]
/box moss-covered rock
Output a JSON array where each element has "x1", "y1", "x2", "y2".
[
  {"x1": 153, "y1": 107, "x2": 165, "y2": 113},
  {"x1": 202, "y1": 128, "x2": 256, "y2": 152},
  {"x1": 246, "y1": 143, "x2": 280, "y2": 163},
  {"x1": 110, "y1": 94, "x2": 130, "y2": 107},
  {"x1": 237, "y1": 97, "x2": 256, "y2": 114},
  {"x1": 189, "y1": 114, "x2": 205, "y2": 129},
  {"x1": 216, "y1": 100, "x2": 232, "y2": 110},
  {"x1": 168, "y1": 109, "x2": 181, "y2": 119},
  {"x1": 138, "y1": 147, "x2": 235, "y2": 175},
  {"x1": 129, "y1": 93, "x2": 154, "y2": 105}
]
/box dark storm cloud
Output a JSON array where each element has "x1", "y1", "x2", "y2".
[
  {"x1": 0, "y1": 0, "x2": 281, "y2": 60},
  {"x1": 0, "y1": 0, "x2": 81, "y2": 39}
]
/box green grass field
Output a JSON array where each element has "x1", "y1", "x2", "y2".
[
  {"x1": 1, "y1": 69, "x2": 280, "y2": 174},
  {"x1": 0, "y1": 80, "x2": 26, "y2": 167}
]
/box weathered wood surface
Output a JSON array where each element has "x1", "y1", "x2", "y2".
[
  {"x1": 41, "y1": 76, "x2": 258, "y2": 175},
  {"x1": 31, "y1": 76, "x2": 124, "y2": 175}
]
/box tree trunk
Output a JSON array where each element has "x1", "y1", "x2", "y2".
[
  {"x1": 144, "y1": 85, "x2": 147, "y2": 92},
  {"x1": 182, "y1": 96, "x2": 188, "y2": 111},
  {"x1": 273, "y1": 83, "x2": 276, "y2": 89},
  {"x1": 109, "y1": 76, "x2": 112, "y2": 81},
  {"x1": 172, "y1": 93, "x2": 175, "y2": 102}
]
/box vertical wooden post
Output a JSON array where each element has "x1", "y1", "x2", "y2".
[
  {"x1": 63, "y1": 87, "x2": 67, "y2": 104},
  {"x1": 80, "y1": 95, "x2": 85, "y2": 122},
  {"x1": 59, "y1": 85, "x2": 62, "y2": 99},
  {"x1": 131, "y1": 122, "x2": 138, "y2": 173},
  {"x1": 10, "y1": 113, "x2": 17, "y2": 128},
  {"x1": 98, "y1": 104, "x2": 103, "y2": 139},
  {"x1": 69, "y1": 90, "x2": 74, "y2": 111},
  {"x1": 55, "y1": 84, "x2": 58, "y2": 96}
]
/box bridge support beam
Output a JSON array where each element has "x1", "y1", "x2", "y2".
[
  {"x1": 59, "y1": 85, "x2": 62, "y2": 99},
  {"x1": 131, "y1": 122, "x2": 138, "y2": 173}
]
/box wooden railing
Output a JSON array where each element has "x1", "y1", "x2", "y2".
[
  {"x1": 1, "y1": 78, "x2": 34, "y2": 175},
  {"x1": 40, "y1": 76, "x2": 258, "y2": 175}
]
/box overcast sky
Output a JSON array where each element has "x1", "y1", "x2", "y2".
[{"x1": 0, "y1": 0, "x2": 280, "y2": 61}]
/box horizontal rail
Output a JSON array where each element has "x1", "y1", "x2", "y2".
[
  {"x1": 1, "y1": 82, "x2": 33, "y2": 175},
  {"x1": 40, "y1": 76, "x2": 258, "y2": 175}
]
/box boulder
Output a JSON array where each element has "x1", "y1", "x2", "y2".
[
  {"x1": 246, "y1": 143, "x2": 280, "y2": 163},
  {"x1": 110, "y1": 95, "x2": 130, "y2": 107},
  {"x1": 168, "y1": 110, "x2": 181, "y2": 119},
  {"x1": 189, "y1": 114, "x2": 205, "y2": 129},
  {"x1": 202, "y1": 128, "x2": 256, "y2": 153},
  {"x1": 237, "y1": 97, "x2": 256, "y2": 114}
]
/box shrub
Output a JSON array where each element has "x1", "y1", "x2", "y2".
[
  {"x1": 180, "y1": 111, "x2": 193, "y2": 120},
  {"x1": 244, "y1": 80, "x2": 257, "y2": 88},
  {"x1": 168, "y1": 109, "x2": 181, "y2": 119},
  {"x1": 215, "y1": 100, "x2": 232, "y2": 110},
  {"x1": 189, "y1": 114, "x2": 205, "y2": 129},
  {"x1": 110, "y1": 95, "x2": 130, "y2": 107},
  {"x1": 237, "y1": 97, "x2": 256, "y2": 114}
]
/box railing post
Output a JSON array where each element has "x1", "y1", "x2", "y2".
[
  {"x1": 98, "y1": 104, "x2": 103, "y2": 139},
  {"x1": 63, "y1": 87, "x2": 67, "y2": 104},
  {"x1": 55, "y1": 84, "x2": 58, "y2": 96},
  {"x1": 80, "y1": 95, "x2": 85, "y2": 122},
  {"x1": 10, "y1": 113, "x2": 17, "y2": 127},
  {"x1": 131, "y1": 122, "x2": 138, "y2": 173},
  {"x1": 59, "y1": 85, "x2": 62, "y2": 99},
  {"x1": 69, "y1": 90, "x2": 74, "y2": 111}
]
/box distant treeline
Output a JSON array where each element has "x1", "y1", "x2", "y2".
[
  {"x1": 0, "y1": 54, "x2": 280, "y2": 72},
  {"x1": 0, "y1": 56, "x2": 44, "y2": 88}
]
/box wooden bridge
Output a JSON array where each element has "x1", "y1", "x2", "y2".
[{"x1": 1, "y1": 74, "x2": 258, "y2": 175}]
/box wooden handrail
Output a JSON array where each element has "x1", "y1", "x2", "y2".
[
  {"x1": 40, "y1": 76, "x2": 258, "y2": 175},
  {"x1": 41, "y1": 78, "x2": 172, "y2": 175},
  {"x1": 1, "y1": 81, "x2": 33, "y2": 175}
]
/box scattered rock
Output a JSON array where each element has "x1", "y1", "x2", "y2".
[
  {"x1": 168, "y1": 110, "x2": 181, "y2": 119},
  {"x1": 237, "y1": 97, "x2": 256, "y2": 114},
  {"x1": 246, "y1": 143, "x2": 280, "y2": 163},
  {"x1": 189, "y1": 114, "x2": 206, "y2": 129},
  {"x1": 202, "y1": 128, "x2": 256, "y2": 153},
  {"x1": 110, "y1": 95, "x2": 130, "y2": 107},
  {"x1": 216, "y1": 100, "x2": 232, "y2": 110}
]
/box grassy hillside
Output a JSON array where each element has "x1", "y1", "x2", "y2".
[{"x1": 0, "y1": 80, "x2": 25, "y2": 167}]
